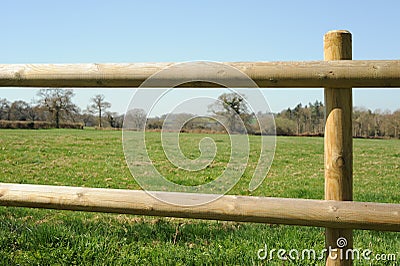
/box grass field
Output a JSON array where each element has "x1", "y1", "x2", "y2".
[{"x1": 0, "y1": 129, "x2": 399, "y2": 265}]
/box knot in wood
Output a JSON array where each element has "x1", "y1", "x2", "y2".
[{"x1": 334, "y1": 156, "x2": 345, "y2": 168}]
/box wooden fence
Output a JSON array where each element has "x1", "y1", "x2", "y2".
[{"x1": 0, "y1": 30, "x2": 399, "y2": 266}]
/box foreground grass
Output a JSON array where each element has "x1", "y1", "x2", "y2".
[{"x1": 0, "y1": 129, "x2": 399, "y2": 265}]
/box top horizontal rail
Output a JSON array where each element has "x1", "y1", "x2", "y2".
[{"x1": 0, "y1": 60, "x2": 399, "y2": 88}]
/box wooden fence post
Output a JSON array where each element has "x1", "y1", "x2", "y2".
[{"x1": 324, "y1": 30, "x2": 353, "y2": 266}]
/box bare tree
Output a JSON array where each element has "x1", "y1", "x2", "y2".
[
  {"x1": 393, "y1": 109, "x2": 400, "y2": 138},
  {"x1": 256, "y1": 111, "x2": 276, "y2": 135},
  {"x1": 81, "y1": 107, "x2": 95, "y2": 127},
  {"x1": 125, "y1": 108, "x2": 147, "y2": 130},
  {"x1": 208, "y1": 93, "x2": 253, "y2": 134},
  {"x1": 9, "y1": 100, "x2": 30, "y2": 121},
  {"x1": 89, "y1": 94, "x2": 111, "y2": 128},
  {"x1": 26, "y1": 104, "x2": 41, "y2": 122},
  {"x1": 0, "y1": 98, "x2": 11, "y2": 120},
  {"x1": 37, "y1": 89, "x2": 78, "y2": 128},
  {"x1": 25, "y1": 99, "x2": 41, "y2": 122}
]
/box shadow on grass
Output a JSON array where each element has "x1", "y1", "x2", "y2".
[{"x1": 1, "y1": 207, "x2": 399, "y2": 265}]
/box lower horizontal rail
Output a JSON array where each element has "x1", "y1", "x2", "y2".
[{"x1": 0, "y1": 183, "x2": 399, "y2": 231}]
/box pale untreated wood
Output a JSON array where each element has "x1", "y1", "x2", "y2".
[
  {"x1": 0, "y1": 60, "x2": 400, "y2": 88},
  {"x1": 0, "y1": 183, "x2": 399, "y2": 231},
  {"x1": 324, "y1": 30, "x2": 353, "y2": 266}
]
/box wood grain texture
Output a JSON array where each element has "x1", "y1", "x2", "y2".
[
  {"x1": 0, "y1": 183, "x2": 399, "y2": 231},
  {"x1": 0, "y1": 60, "x2": 399, "y2": 88},
  {"x1": 324, "y1": 30, "x2": 353, "y2": 266}
]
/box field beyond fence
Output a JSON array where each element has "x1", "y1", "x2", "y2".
[{"x1": 0, "y1": 129, "x2": 399, "y2": 265}]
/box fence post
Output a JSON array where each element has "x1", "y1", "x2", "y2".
[{"x1": 324, "y1": 30, "x2": 353, "y2": 266}]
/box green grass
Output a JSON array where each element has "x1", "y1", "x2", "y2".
[{"x1": 0, "y1": 129, "x2": 399, "y2": 265}]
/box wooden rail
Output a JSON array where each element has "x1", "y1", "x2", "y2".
[
  {"x1": 0, "y1": 60, "x2": 400, "y2": 88},
  {"x1": 0, "y1": 183, "x2": 399, "y2": 232}
]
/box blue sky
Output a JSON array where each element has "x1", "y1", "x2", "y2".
[{"x1": 0, "y1": 0, "x2": 399, "y2": 115}]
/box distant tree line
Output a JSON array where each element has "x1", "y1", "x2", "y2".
[
  {"x1": 128, "y1": 94, "x2": 400, "y2": 139},
  {"x1": 275, "y1": 101, "x2": 325, "y2": 136},
  {"x1": 275, "y1": 101, "x2": 400, "y2": 138},
  {"x1": 0, "y1": 89, "x2": 123, "y2": 129},
  {"x1": 1, "y1": 90, "x2": 399, "y2": 138}
]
